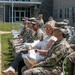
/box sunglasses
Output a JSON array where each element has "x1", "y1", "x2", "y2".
[{"x1": 44, "y1": 27, "x2": 52, "y2": 31}]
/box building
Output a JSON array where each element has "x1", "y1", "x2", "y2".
[
  {"x1": 0, "y1": 0, "x2": 53, "y2": 22},
  {"x1": 40, "y1": 0, "x2": 53, "y2": 22},
  {"x1": 53, "y1": 0, "x2": 75, "y2": 26},
  {"x1": 0, "y1": 0, "x2": 43, "y2": 22},
  {"x1": 0, "y1": 0, "x2": 75, "y2": 26}
]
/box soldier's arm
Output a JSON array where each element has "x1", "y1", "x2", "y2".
[{"x1": 34, "y1": 45, "x2": 67, "y2": 67}]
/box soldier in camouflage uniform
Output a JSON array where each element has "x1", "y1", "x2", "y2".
[
  {"x1": 66, "y1": 51, "x2": 75, "y2": 75},
  {"x1": 11, "y1": 17, "x2": 30, "y2": 46},
  {"x1": 2, "y1": 21, "x2": 55, "y2": 75},
  {"x1": 21, "y1": 22, "x2": 72, "y2": 75},
  {"x1": 13, "y1": 19, "x2": 44, "y2": 56}
]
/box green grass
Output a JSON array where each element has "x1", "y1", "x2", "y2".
[
  {"x1": 1, "y1": 34, "x2": 13, "y2": 69},
  {"x1": 0, "y1": 22, "x2": 21, "y2": 31},
  {"x1": 1, "y1": 22, "x2": 20, "y2": 75}
]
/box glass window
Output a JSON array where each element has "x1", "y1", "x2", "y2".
[
  {"x1": 21, "y1": 12, "x2": 24, "y2": 17},
  {"x1": 53, "y1": 9, "x2": 58, "y2": 18},
  {"x1": 67, "y1": 8, "x2": 69, "y2": 18},
  {"x1": 60, "y1": 9, "x2": 62, "y2": 18},
  {"x1": 9, "y1": 7, "x2": 30, "y2": 22},
  {"x1": 72, "y1": 7, "x2": 74, "y2": 13},
  {"x1": 16, "y1": 12, "x2": 19, "y2": 17},
  {"x1": 65, "y1": 8, "x2": 66, "y2": 18},
  {"x1": 13, "y1": 0, "x2": 30, "y2": 1},
  {"x1": 16, "y1": 18, "x2": 19, "y2": 21}
]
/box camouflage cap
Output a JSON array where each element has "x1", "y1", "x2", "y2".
[
  {"x1": 28, "y1": 17, "x2": 36, "y2": 22},
  {"x1": 52, "y1": 22, "x2": 68, "y2": 34},
  {"x1": 63, "y1": 19, "x2": 69, "y2": 24},
  {"x1": 38, "y1": 14, "x2": 43, "y2": 17},
  {"x1": 28, "y1": 17, "x2": 41, "y2": 27},
  {"x1": 22, "y1": 17, "x2": 28, "y2": 21}
]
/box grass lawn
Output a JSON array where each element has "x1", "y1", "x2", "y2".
[
  {"x1": 0, "y1": 22, "x2": 21, "y2": 31},
  {"x1": 1, "y1": 22, "x2": 20, "y2": 75}
]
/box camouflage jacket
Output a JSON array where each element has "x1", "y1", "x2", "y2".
[
  {"x1": 20, "y1": 27, "x2": 26, "y2": 36},
  {"x1": 21, "y1": 27, "x2": 34, "y2": 43},
  {"x1": 34, "y1": 38, "x2": 71, "y2": 68},
  {"x1": 34, "y1": 28, "x2": 44, "y2": 41}
]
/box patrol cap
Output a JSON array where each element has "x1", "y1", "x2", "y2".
[
  {"x1": 38, "y1": 14, "x2": 43, "y2": 17},
  {"x1": 28, "y1": 17, "x2": 41, "y2": 27},
  {"x1": 52, "y1": 22, "x2": 68, "y2": 34},
  {"x1": 28, "y1": 17, "x2": 36, "y2": 21},
  {"x1": 22, "y1": 17, "x2": 28, "y2": 21},
  {"x1": 63, "y1": 19, "x2": 69, "y2": 24}
]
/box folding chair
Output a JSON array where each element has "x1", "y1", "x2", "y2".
[
  {"x1": 11, "y1": 24, "x2": 24, "y2": 38},
  {"x1": 60, "y1": 55, "x2": 69, "y2": 75}
]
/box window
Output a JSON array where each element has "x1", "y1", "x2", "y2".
[
  {"x1": 59, "y1": 9, "x2": 62, "y2": 18},
  {"x1": 67, "y1": 8, "x2": 69, "y2": 18},
  {"x1": 72, "y1": 7, "x2": 74, "y2": 13},
  {"x1": 9, "y1": 7, "x2": 30, "y2": 22},
  {"x1": 65, "y1": 8, "x2": 66, "y2": 18},
  {"x1": 53, "y1": 9, "x2": 58, "y2": 18},
  {"x1": 13, "y1": 0, "x2": 30, "y2": 1}
]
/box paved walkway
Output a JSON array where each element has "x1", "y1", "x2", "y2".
[
  {"x1": 0, "y1": 31, "x2": 11, "y2": 34},
  {"x1": 0, "y1": 31, "x2": 11, "y2": 75}
]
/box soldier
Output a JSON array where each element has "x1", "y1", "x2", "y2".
[
  {"x1": 11, "y1": 17, "x2": 30, "y2": 46},
  {"x1": 66, "y1": 51, "x2": 75, "y2": 75},
  {"x1": 21, "y1": 22, "x2": 72, "y2": 75},
  {"x1": 1, "y1": 21, "x2": 56, "y2": 75},
  {"x1": 37, "y1": 14, "x2": 44, "y2": 27},
  {"x1": 37, "y1": 14, "x2": 44, "y2": 31},
  {"x1": 48, "y1": 16, "x2": 56, "y2": 27},
  {"x1": 13, "y1": 18, "x2": 44, "y2": 55},
  {"x1": 12, "y1": 18, "x2": 36, "y2": 47}
]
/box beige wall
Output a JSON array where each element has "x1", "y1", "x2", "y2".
[{"x1": 53, "y1": 0, "x2": 75, "y2": 26}]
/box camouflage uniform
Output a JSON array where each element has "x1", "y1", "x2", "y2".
[
  {"x1": 66, "y1": 53, "x2": 75, "y2": 75},
  {"x1": 11, "y1": 27, "x2": 27, "y2": 46},
  {"x1": 22, "y1": 38, "x2": 71, "y2": 75},
  {"x1": 12, "y1": 27, "x2": 34, "y2": 47},
  {"x1": 13, "y1": 28, "x2": 44, "y2": 55},
  {"x1": 12, "y1": 27, "x2": 35, "y2": 56}
]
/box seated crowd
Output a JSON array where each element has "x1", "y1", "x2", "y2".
[{"x1": 2, "y1": 14, "x2": 75, "y2": 75}]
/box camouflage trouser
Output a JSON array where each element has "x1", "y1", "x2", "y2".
[
  {"x1": 66, "y1": 54, "x2": 75, "y2": 75},
  {"x1": 11, "y1": 39, "x2": 23, "y2": 47},
  {"x1": 21, "y1": 66, "x2": 61, "y2": 75}
]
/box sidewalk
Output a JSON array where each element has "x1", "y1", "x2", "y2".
[
  {"x1": 0, "y1": 31, "x2": 11, "y2": 75},
  {"x1": 0, "y1": 31, "x2": 11, "y2": 34}
]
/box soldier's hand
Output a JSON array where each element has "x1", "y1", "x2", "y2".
[{"x1": 70, "y1": 52, "x2": 75, "y2": 56}]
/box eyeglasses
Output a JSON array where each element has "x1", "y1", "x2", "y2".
[{"x1": 44, "y1": 27, "x2": 52, "y2": 31}]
